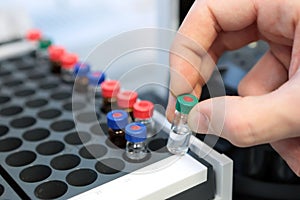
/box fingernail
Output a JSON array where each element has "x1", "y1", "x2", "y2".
[{"x1": 188, "y1": 108, "x2": 209, "y2": 133}]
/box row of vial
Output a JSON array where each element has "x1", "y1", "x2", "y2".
[
  {"x1": 26, "y1": 29, "x2": 199, "y2": 158},
  {"x1": 26, "y1": 29, "x2": 156, "y2": 160}
]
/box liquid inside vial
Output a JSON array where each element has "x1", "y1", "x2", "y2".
[
  {"x1": 126, "y1": 142, "x2": 147, "y2": 160},
  {"x1": 167, "y1": 124, "x2": 191, "y2": 155}
]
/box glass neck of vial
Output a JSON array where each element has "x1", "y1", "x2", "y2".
[{"x1": 173, "y1": 110, "x2": 188, "y2": 126}]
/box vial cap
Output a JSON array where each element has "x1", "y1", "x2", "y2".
[
  {"x1": 101, "y1": 80, "x2": 120, "y2": 98},
  {"x1": 48, "y1": 45, "x2": 66, "y2": 62},
  {"x1": 61, "y1": 53, "x2": 78, "y2": 69},
  {"x1": 107, "y1": 110, "x2": 128, "y2": 130},
  {"x1": 117, "y1": 90, "x2": 138, "y2": 109},
  {"x1": 26, "y1": 29, "x2": 42, "y2": 41},
  {"x1": 133, "y1": 100, "x2": 154, "y2": 119},
  {"x1": 87, "y1": 71, "x2": 106, "y2": 86},
  {"x1": 125, "y1": 122, "x2": 147, "y2": 142},
  {"x1": 39, "y1": 38, "x2": 52, "y2": 49},
  {"x1": 175, "y1": 94, "x2": 198, "y2": 114},
  {"x1": 74, "y1": 62, "x2": 91, "y2": 77}
]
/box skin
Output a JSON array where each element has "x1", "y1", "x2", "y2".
[{"x1": 166, "y1": 0, "x2": 300, "y2": 176}]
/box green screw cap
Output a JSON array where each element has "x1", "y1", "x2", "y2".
[
  {"x1": 175, "y1": 94, "x2": 198, "y2": 114},
  {"x1": 39, "y1": 38, "x2": 52, "y2": 49}
]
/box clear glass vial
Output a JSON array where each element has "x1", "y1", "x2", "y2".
[
  {"x1": 100, "y1": 80, "x2": 120, "y2": 114},
  {"x1": 117, "y1": 90, "x2": 138, "y2": 122},
  {"x1": 73, "y1": 62, "x2": 91, "y2": 93},
  {"x1": 167, "y1": 94, "x2": 198, "y2": 155},
  {"x1": 107, "y1": 110, "x2": 129, "y2": 149},
  {"x1": 87, "y1": 71, "x2": 106, "y2": 101},
  {"x1": 125, "y1": 122, "x2": 147, "y2": 160},
  {"x1": 133, "y1": 100, "x2": 155, "y2": 138},
  {"x1": 61, "y1": 53, "x2": 78, "y2": 83}
]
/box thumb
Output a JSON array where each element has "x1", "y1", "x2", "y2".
[{"x1": 187, "y1": 92, "x2": 298, "y2": 147}]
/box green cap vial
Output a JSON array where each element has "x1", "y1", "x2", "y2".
[
  {"x1": 175, "y1": 94, "x2": 198, "y2": 114},
  {"x1": 39, "y1": 39, "x2": 52, "y2": 49}
]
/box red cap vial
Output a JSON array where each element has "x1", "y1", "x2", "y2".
[
  {"x1": 61, "y1": 53, "x2": 78, "y2": 69},
  {"x1": 101, "y1": 80, "x2": 121, "y2": 98},
  {"x1": 26, "y1": 29, "x2": 42, "y2": 41},
  {"x1": 48, "y1": 45, "x2": 66, "y2": 62},
  {"x1": 117, "y1": 91, "x2": 138, "y2": 109},
  {"x1": 133, "y1": 100, "x2": 154, "y2": 119}
]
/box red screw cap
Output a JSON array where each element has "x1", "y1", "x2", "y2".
[
  {"x1": 101, "y1": 80, "x2": 121, "y2": 98},
  {"x1": 117, "y1": 90, "x2": 138, "y2": 109},
  {"x1": 26, "y1": 29, "x2": 42, "y2": 41},
  {"x1": 48, "y1": 45, "x2": 66, "y2": 62},
  {"x1": 133, "y1": 100, "x2": 154, "y2": 119},
  {"x1": 61, "y1": 53, "x2": 78, "y2": 69}
]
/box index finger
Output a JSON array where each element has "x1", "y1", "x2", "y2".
[{"x1": 166, "y1": 0, "x2": 257, "y2": 121}]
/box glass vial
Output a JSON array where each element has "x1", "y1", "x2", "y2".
[
  {"x1": 125, "y1": 122, "x2": 147, "y2": 160},
  {"x1": 73, "y1": 62, "x2": 91, "y2": 93},
  {"x1": 48, "y1": 45, "x2": 66, "y2": 74},
  {"x1": 100, "y1": 80, "x2": 120, "y2": 114},
  {"x1": 167, "y1": 94, "x2": 198, "y2": 155},
  {"x1": 117, "y1": 90, "x2": 138, "y2": 122},
  {"x1": 133, "y1": 100, "x2": 155, "y2": 138},
  {"x1": 107, "y1": 110, "x2": 129, "y2": 149},
  {"x1": 61, "y1": 53, "x2": 78, "y2": 83},
  {"x1": 36, "y1": 38, "x2": 52, "y2": 60},
  {"x1": 87, "y1": 71, "x2": 106, "y2": 101}
]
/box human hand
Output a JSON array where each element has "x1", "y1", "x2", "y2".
[{"x1": 166, "y1": 0, "x2": 300, "y2": 176}]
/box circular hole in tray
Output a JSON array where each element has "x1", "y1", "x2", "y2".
[
  {"x1": 39, "y1": 82, "x2": 59, "y2": 90},
  {"x1": 50, "y1": 120, "x2": 75, "y2": 132},
  {"x1": 28, "y1": 73, "x2": 46, "y2": 80},
  {"x1": 76, "y1": 112, "x2": 99, "y2": 123},
  {"x1": 0, "y1": 70, "x2": 11, "y2": 77},
  {"x1": 20, "y1": 165, "x2": 51, "y2": 183},
  {"x1": 62, "y1": 102, "x2": 85, "y2": 111},
  {"x1": 10, "y1": 116, "x2": 36, "y2": 128},
  {"x1": 95, "y1": 158, "x2": 125, "y2": 174},
  {"x1": 18, "y1": 64, "x2": 34, "y2": 71},
  {"x1": 79, "y1": 144, "x2": 107, "y2": 159},
  {"x1": 0, "y1": 184, "x2": 4, "y2": 196},
  {"x1": 14, "y1": 89, "x2": 35, "y2": 97},
  {"x1": 0, "y1": 125, "x2": 9, "y2": 137},
  {"x1": 64, "y1": 131, "x2": 91, "y2": 145},
  {"x1": 25, "y1": 98, "x2": 48, "y2": 108},
  {"x1": 0, "y1": 96, "x2": 10, "y2": 105},
  {"x1": 23, "y1": 128, "x2": 50, "y2": 142},
  {"x1": 51, "y1": 154, "x2": 80, "y2": 170},
  {"x1": 0, "y1": 105, "x2": 23, "y2": 116},
  {"x1": 36, "y1": 141, "x2": 64, "y2": 155},
  {"x1": 0, "y1": 137, "x2": 22, "y2": 152},
  {"x1": 50, "y1": 91, "x2": 71, "y2": 100},
  {"x1": 37, "y1": 108, "x2": 62, "y2": 120},
  {"x1": 6, "y1": 150, "x2": 36, "y2": 167},
  {"x1": 35, "y1": 180, "x2": 68, "y2": 199},
  {"x1": 90, "y1": 123, "x2": 105, "y2": 136},
  {"x1": 0, "y1": 184, "x2": 5, "y2": 197},
  {"x1": 3, "y1": 79, "x2": 23, "y2": 87},
  {"x1": 148, "y1": 138, "x2": 168, "y2": 153},
  {"x1": 66, "y1": 169, "x2": 97, "y2": 187}
]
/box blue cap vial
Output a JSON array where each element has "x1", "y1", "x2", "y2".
[
  {"x1": 74, "y1": 62, "x2": 91, "y2": 77},
  {"x1": 87, "y1": 71, "x2": 106, "y2": 86},
  {"x1": 125, "y1": 122, "x2": 147, "y2": 143},
  {"x1": 107, "y1": 110, "x2": 128, "y2": 130}
]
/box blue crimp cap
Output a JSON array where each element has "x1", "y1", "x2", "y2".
[
  {"x1": 87, "y1": 71, "x2": 106, "y2": 86},
  {"x1": 74, "y1": 62, "x2": 91, "y2": 77},
  {"x1": 125, "y1": 122, "x2": 147, "y2": 143},
  {"x1": 106, "y1": 110, "x2": 128, "y2": 130}
]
